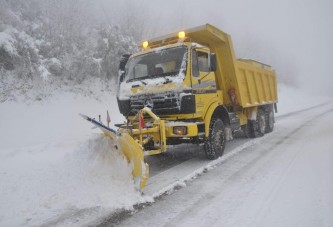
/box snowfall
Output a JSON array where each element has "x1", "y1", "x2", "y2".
[{"x1": 0, "y1": 83, "x2": 332, "y2": 227}]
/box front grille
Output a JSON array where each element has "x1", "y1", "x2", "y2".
[{"x1": 130, "y1": 93, "x2": 180, "y2": 115}]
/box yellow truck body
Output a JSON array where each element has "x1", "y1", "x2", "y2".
[
  {"x1": 114, "y1": 24, "x2": 278, "y2": 188},
  {"x1": 235, "y1": 59, "x2": 277, "y2": 107}
]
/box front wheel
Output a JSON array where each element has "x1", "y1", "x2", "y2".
[{"x1": 204, "y1": 118, "x2": 226, "y2": 160}]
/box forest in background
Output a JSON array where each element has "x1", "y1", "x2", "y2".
[{"x1": 0, "y1": 0, "x2": 145, "y2": 102}]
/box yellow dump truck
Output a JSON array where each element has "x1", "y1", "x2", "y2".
[{"x1": 84, "y1": 24, "x2": 277, "y2": 189}]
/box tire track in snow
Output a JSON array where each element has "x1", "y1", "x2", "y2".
[
  {"x1": 250, "y1": 107, "x2": 333, "y2": 226},
  {"x1": 111, "y1": 102, "x2": 333, "y2": 227}
]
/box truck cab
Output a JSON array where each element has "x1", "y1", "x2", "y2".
[{"x1": 117, "y1": 41, "x2": 218, "y2": 120}]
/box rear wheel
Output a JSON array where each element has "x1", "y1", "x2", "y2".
[
  {"x1": 242, "y1": 124, "x2": 251, "y2": 138},
  {"x1": 265, "y1": 106, "x2": 274, "y2": 133},
  {"x1": 204, "y1": 118, "x2": 226, "y2": 160},
  {"x1": 257, "y1": 109, "x2": 266, "y2": 136},
  {"x1": 243, "y1": 109, "x2": 266, "y2": 138}
]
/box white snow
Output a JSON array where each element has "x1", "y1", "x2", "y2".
[
  {"x1": 119, "y1": 100, "x2": 333, "y2": 227},
  {"x1": 0, "y1": 135, "x2": 142, "y2": 226},
  {"x1": 0, "y1": 30, "x2": 17, "y2": 55},
  {"x1": 0, "y1": 87, "x2": 146, "y2": 226},
  {"x1": 38, "y1": 64, "x2": 50, "y2": 80},
  {"x1": 0, "y1": 82, "x2": 331, "y2": 226},
  {"x1": 144, "y1": 137, "x2": 266, "y2": 198},
  {"x1": 276, "y1": 83, "x2": 331, "y2": 116},
  {"x1": 50, "y1": 57, "x2": 61, "y2": 65},
  {"x1": 118, "y1": 72, "x2": 187, "y2": 100}
]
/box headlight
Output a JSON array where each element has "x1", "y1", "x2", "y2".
[{"x1": 173, "y1": 126, "x2": 187, "y2": 135}]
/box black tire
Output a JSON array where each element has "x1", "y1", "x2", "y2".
[
  {"x1": 204, "y1": 118, "x2": 226, "y2": 160},
  {"x1": 257, "y1": 109, "x2": 266, "y2": 136},
  {"x1": 265, "y1": 106, "x2": 274, "y2": 133},
  {"x1": 244, "y1": 109, "x2": 266, "y2": 138},
  {"x1": 242, "y1": 124, "x2": 252, "y2": 138}
]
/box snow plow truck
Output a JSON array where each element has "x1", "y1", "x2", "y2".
[{"x1": 82, "y1": 24, "x2": 278, "y2": 190}]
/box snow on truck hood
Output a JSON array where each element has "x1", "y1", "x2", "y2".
[{"x1": 118, "y1": 72, "x2": 188, "y2": 100}]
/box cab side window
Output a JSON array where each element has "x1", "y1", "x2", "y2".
[
  {"x1": 192, "y1": 50, "x2": 209, "y2": 77},
  {"x1": 197, "y1": 51, "x2": 209, "y2": 72},
  {"x1": 192, "y1": 49, "x2": 199, "y2": 77}
]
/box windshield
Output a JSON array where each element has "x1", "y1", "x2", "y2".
[{"x1": 124, "y1": 46, "x2": 187, "y2": 82}]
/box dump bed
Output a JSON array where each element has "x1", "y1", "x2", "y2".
[{"x1": 235, "y1": 59, "x2": 278, "y2": 107}]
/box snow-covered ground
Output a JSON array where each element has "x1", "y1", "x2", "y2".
[
  {"x1": 0, "y1": 83, "x2": 331, "y2": 226},
  {"x1": 119, "y1": 100, "x2": 333, "y2": 227},
  {"x1": 276, "y1": 84, "x2": 330, "y2": 115}
]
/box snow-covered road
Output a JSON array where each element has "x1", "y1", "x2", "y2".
[
  {"x1": 1, "y1": 85, "x2": 332, "y2": 227},
  {"x1": 112, "y1": 102, "x2": 333, "y2": 227}
]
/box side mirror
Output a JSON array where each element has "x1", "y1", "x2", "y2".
[
  {"x1": 119, "y1": 54, "x2": 130, "y2": 71},
  {"x1": 119, "y1": 73, "x2": 125, "y2": 83},
  {"x1": 209, "y1": 53, "x2": 217, "y2": 72},
  {"x1": 118, "y1": 54, "x2": 130, "y2": 83}
]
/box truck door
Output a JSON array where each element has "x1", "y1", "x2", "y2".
[{"x1": 191, "y1": 49, "x2": 217, "y2": 115}]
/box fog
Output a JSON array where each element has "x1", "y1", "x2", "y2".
[
  {"x1": 1, "y1": 0, "x2": 332, "y2": 96},
  {"x1": 102, "y1": 0, "x2": 333, "y2": 96}
]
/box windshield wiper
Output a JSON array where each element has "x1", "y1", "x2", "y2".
[
  {"x1": 131, "y1": 80, "x2": 147, "y2": 88},
  {"x1": 163, "y1": 78, "x2": 171, "y2": 84}
]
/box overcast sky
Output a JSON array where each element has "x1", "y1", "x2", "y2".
[{"x1": 92, "y1": 0, "x2": 333, "y2": 95}]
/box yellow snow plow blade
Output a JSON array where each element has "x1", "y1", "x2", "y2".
[
  {"x1": 80, "y1": 113, "x2": 149, "y2": 190},
  {"x1": 80, "y1": 108, "x2": 167, "y2": 190},
  {"x1": 116, "y1": 132, "x2": 149, "y2": 189},
  {"x1": 115, "y1": 107, "x2": 167, "y2": 188}
]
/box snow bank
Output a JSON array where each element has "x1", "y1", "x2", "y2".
[
  {"x1": 0, "y1": 86, "x2": 145, "y2": 226},
  {"x1": 0, "y1": 86, "x2": 124, "y2": 149},
  {"x1": 277, "y1": 83, "x2": 331, "y2": 116},
  {"x1": 0, "y1": 135, "x2": 142, "y2": 226}
]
